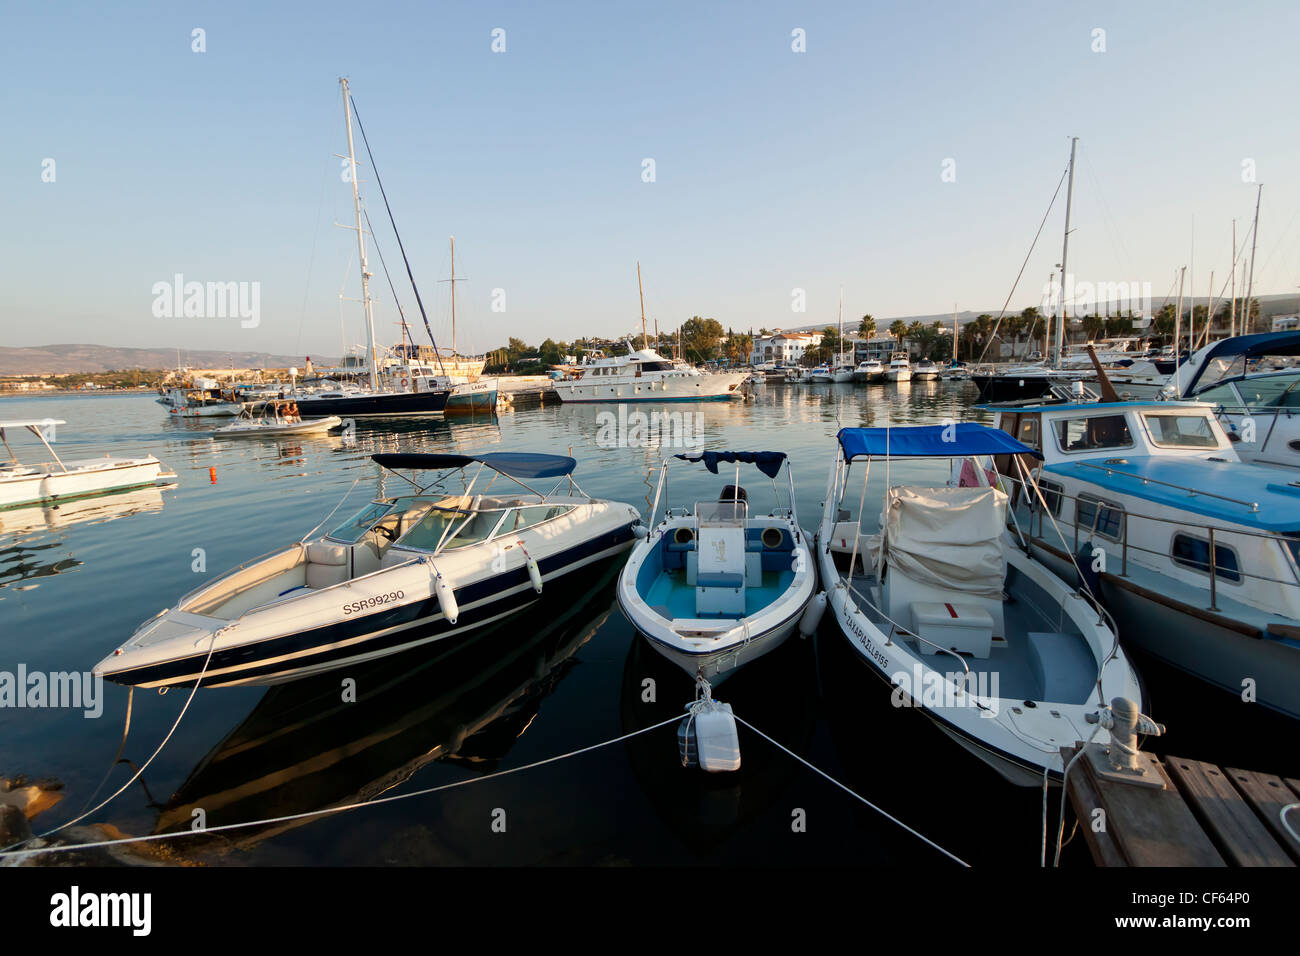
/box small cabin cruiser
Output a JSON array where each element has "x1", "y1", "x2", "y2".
[
  {"x1": 854, "y1": 360, "x2": 884, "y2": 383},
  {"x1": 912, "y1": 359, "x2": 940, "y2": 381},
  {"x1": 96, "y1": 452, "x2": 641, "y2": 688},
  {"x1": 818, "y1": 423, "x2": 1142, "y2": 785},
  {"x1": 212, "y1": 401, "x2": 342, "y2": 438},
  {"x1": 988, "y1": 399, "x2": 1300, "y2": 721},
  {"x1": 885, "y1": 357, "x2": 913, "y2": 382},
  {"x1": 553, "y1": 347, "x2": 747, "y2": 403},
  {"x1": 159, "y1": 380, "x2": 244, "y2": 417},
  {"x1": 1, "y1": 419, "x2": 171, "y2": 510},
  {"x1": 618, "y1": 451, "x2": 817, "y2": 682}
]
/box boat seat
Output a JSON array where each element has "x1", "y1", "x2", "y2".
[
  {"x1": 1027, "y1": 631, "x2": 1097, "y2": 704},
  {"x1": 695, "y1": 525, "x2": 746, "y2": 615},
  {"x1": 305, "y1": 540, "x2": 348, "y2": 589},
  {"x1": 911, "y1": 602, "x2": 994, "y2": 659}
]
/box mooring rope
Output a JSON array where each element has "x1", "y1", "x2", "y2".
[
  {"x1": 732, "y1": 715, "x2": 969, "y2": 867},
  {"x1": 0, "y1": 714, "x2": 682, "y2": 860}
]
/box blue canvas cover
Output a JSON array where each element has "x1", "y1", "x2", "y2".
[
  {"x1": 674, "y1": 450, "x2": 787, "y2": 478},
  {"x1": 837, "y1": 423, "x2": 1042, "y2": 460}
]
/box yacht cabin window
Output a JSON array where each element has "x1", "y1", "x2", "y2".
[
  {"x1": 1076, "y1": 494, "x2": 1124, "y2": 540},
  {"x1": 1053, "y1": 414, "x2": 1133, "y2": 453},
  {"x1": 1171, "y1": 533, "x2": 1242, "y2": 583},
  {"x1": 1141, "y1": 413, "x2": 1221, "y2": 449}
]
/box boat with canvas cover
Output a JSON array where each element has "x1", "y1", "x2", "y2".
[
  {"x1": 0, "y1": 419, "x2": 172, "y2": 510},
  {"x1": 95, "y1": 451, "x2": 641, "y2": 688},
  {"x1": 817, "y1": 423, "x2": 1143, "y2": 786},
  {"x1": 617, "y1": 450, "x2": 817, "y2": 682}
]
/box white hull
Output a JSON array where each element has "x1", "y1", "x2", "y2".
[
  {"x1": 639, "y1": 613, "x2": 801, "y2": 683},
  {"x1": 213, "y1": 416, "x2": 343, "y2": 437},
  {"x1": 0, "y1": 457, "x2": 165, "y2": 510},
  {"x1": 886, "y1": 369, "x2": 913, "y2": 382},
  {"x1": 554, "y1": 373, "x2": 748, "y2": 402}
]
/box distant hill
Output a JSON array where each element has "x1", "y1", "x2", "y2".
[{"x1": 0, "y1": 345, "x2": 336, "y2": 375}]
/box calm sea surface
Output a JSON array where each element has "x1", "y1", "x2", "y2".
[{"x1": 1, "y1": 382, "x2": 1290, "y2": 865}]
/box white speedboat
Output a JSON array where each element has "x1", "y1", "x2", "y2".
[
  {"x1": 885, "y1": 357, "x2": 913, "y2": 382},
  {"x1": 807, "y1": 365, "x2": 836, "y2": 384},
  {"x1": 554, "y1": 347, "x2": 748, "y2": 403},
  {"x1": 212, "y1": 401, "x2": 342, "y2": 438},
  {"x1": 818, "y1": 423, "x2": 1142, "y2": 785},
  {"x1": 912, "y1": 359, "x2": 940, "y2": 381},
  {"x1": 0, "y1": 419, "x2": 171, "y2": 510},
  {"x1": 991, "y1": 398, "x2": 1300, "y2": 721},
  {"x1": 95, "y1": 452, "x2": 642, "y2": 688},
  {"x1": 618, "y1": 451, "x2": 817, "y2": 682},
  {"x1": 832, "y1": 365, "x2": 856, "y2": 383},
  {"x1": 854, "y1": 360, "x2": 884, "y2": 383}
]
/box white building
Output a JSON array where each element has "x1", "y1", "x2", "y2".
[{"x1": 751, "y1": 330, "x2": 823, "y2": 365}]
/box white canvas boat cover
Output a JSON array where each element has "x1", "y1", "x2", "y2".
[{"x1": 877, "y1": 486, "x2": 1007, "y2": 599}]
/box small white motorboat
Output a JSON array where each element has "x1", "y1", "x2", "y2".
[
  {"x1": 885, "y1": 357, "x2": 913, "y2": 382},
  {"x1": 818, "y1": 423, "x2": 1144, "y2": 785},
  {"x1": 617, "y1": 451, "x2": 818, "y2": 682},
  {"x1": 212, "y1": 400, "x2": 342, "y2": 438},
  {"x1": 96, "y1": 451, "x2": 642, "y2": 688},
  {"x1": 0, "y1": 419, "x2": 171, "y2": 510}
]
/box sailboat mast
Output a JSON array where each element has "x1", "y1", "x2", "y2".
[
  {"x1": 1245, "y1": 184, "x2": 1262, "y2": 334},
  {"x1": 450, "y1": 236, "x2": 456, "y2": 358},
  {"x1": 1174, "y1": 266, "x2": 1186, "y2": 394},
  {"x1": 637, "y1": 262, "x2": 647, "y2": 350},
  {"x1": 341, "y1": 77, "x2": 379, "y2": 392},
  {"x1": 838, "y1": 287, "x2": 844, "y2": 364},
  {"x1": 1230, "y1": 220, "x2": 1237, "y2": 337},
  {"x1": 1055, "y1": 136, "x2": 1078, "y2": 367}
]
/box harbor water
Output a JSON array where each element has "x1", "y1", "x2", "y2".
[{"x1": 2, "y1": 382, "x2": 1294, "y2": 865}]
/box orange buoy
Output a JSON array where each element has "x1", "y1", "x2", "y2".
[{"x1": 209, "y1": 466, "x2": 217, "y2": 483}]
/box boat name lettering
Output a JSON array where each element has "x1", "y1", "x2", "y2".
[{"x1": 342, "y1": 590, "x2": 405, "y2": 615}]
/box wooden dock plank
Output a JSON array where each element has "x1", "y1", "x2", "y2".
[
  {"x1": 1224, "y1": 767, "x2": 1300, "y2": 864},
  {"x1": 1165, "y1": 757, "x2": 1294, "y2": 867},
  {"x1": 1072, "y1": 745, "x2": 1224, "y2": 867},
  {"x1": 1060, "y1": 747, "x2": 1126, "y2": 866}
]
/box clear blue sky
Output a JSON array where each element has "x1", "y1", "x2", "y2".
[{"x1": 4, "y1": 0, "x2": 1298, "y2": 359}]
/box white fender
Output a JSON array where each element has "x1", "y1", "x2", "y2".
[
  {"x1": 517, "y1": 540, "x2": 543, "y2": 593},
  {"x1": 798, "y1": 591, "x2": 827, "y2": 638},
  {"x1": 434, "y1": 574, "x2": 459, "y2": 625}
]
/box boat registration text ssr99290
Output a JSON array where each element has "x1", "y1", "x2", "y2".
[{"x1": 95, "y1": 452, "x2": 642, "y2": 688}]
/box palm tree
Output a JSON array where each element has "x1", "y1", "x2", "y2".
[{"x1": 858, "y1": 314, "x2": 876, "y2": 338}]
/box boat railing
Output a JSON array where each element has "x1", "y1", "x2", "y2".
[
  {"x1": 1000, "y1": 471, "x2": 1300, "y2": 611},
  {"x1": 1069, "y1": 460, "x2": 1260, "y2": 512},
  {"x1": 842, "y1": 578, "x2": 974, "y2": 690}
]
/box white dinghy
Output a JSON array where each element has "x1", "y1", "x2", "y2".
[
  {"x1": 96, "y1": 452, "x2": 642, "y2": 688},
  {"x1": 618, "y1": 451, "x2": 818, "y2": 682},
  {"x1": 212, "y1": 400, "x2": 342, "y2": 438},
  {"x1": 818, "y1": 423, "x2": 1143, "y2": 786},
  {"x1": 0, "y1": 419, "x2": 171, "y2": 510}
]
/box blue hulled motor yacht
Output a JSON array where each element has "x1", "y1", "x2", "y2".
[
  {"x1": 96, "y1": 453, "x2": 641, "y2": 688},
  {"x1": 618, "y1": 451, "x2": 818, "y2": 682},
  {"x1": 988, "y1": 399, "x2": 1300, "y2": 721}
]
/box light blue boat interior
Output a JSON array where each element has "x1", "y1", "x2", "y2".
[{"x1": 637, "y1": 525, "x2": 797, "y2": 621}]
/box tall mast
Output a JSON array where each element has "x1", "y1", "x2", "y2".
[
  {"x1": 952, "y1": 305, "x2": 958, "y2": 363},
  {"x1": 838, "y1": 286, "x2": 844, "y2": 363},
  {"x1": 450, "y1": 236, "x2": 457, "y2": 358},
  {"x1": 1230, "y1": 220, "x2": 1237, "y2": 337},
  {"x1": 1055, "y1": 137, "x2": 1078, "y2": 367},
  {"x1": 1174, "y1": 266, "x2": 1186, "y2": 394},
  {"x1": 341, "y1": 77, "x2": 379, "y2": 392},
  {"x1": 1245, "y1": 184, "x2": 1262, "y2": 334},
  {"x1": 637, "y1": 262, "x2": 647, "y2": 350}
]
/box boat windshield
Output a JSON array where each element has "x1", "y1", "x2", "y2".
[
  {"x1": 397, "y1": 504, "x2": 506, "y2": 552},
  {"x1": 1141, "y1": 413, "x2": 1221, "y2": 448},
  {"x1": 328, "y1": 501, "x2": 395, "y2": 543}
]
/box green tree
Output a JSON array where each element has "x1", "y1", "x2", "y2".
[
  {"x1": 858, "y1": 314, "x2": 876, "y2": 338},
  {"x1": 680, "y1": 316, "x2": 725, "y2": 363}
]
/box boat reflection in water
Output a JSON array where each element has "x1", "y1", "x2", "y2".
[
  {"x1": 151, "y1": 566, "x2": 620, "y2": 853},
  {"x1": 618, "y1": 628, "x2": 818, "y2": 854},
  {"x1": 0, "y1": 485, "x2": 166, "y2": 588}
]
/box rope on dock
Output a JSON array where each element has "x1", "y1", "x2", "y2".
[
  {"x1": 732, "y1": 715, "x2": 970, "y2": 867},
  {"x1": 0, "y1": 714, "x2": 685, "y2": 860}
]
